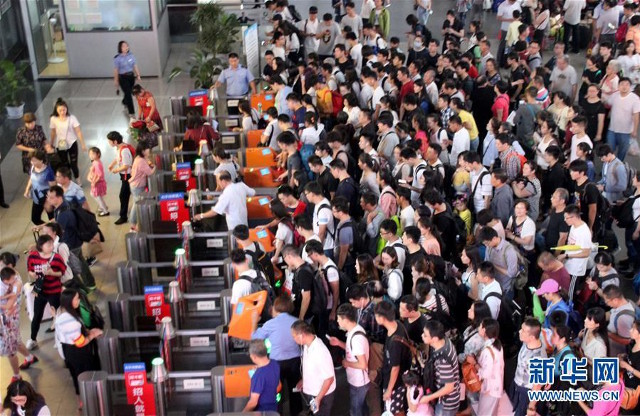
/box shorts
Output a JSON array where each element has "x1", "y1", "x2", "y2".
[{"x1": 390, "y1": 385, "x2": 408, "y2": 414}]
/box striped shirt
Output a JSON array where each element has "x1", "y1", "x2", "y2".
[
  {"x1": 27, "y1": 252, "x2": 65, "y2": 295},
  {"x1": 433, "y1": 339, "x2": 461, "y2": 410},
  {"x1": 55, "y1": 311, "x2": 85, "y2": 346}
]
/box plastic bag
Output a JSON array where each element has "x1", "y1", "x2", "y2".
[{"x1": 629, "y1": 137, "x2": 640, "y2": 157}]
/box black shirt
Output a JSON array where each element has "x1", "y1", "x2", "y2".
[
  {"x1": 574, "y1": 180, "x2": 601, "y2": 226},
  {"x1": 460, "y1": 76, "x2": 474, "y2": 99},
  {"x1": 424, "y1": 52, "x2": 440, "y2": 70},
  {"x1": 581, "y1": 99, "x2": 606, "y2": 141},
  {"x1": 508, "y1": 66, "x2": 526, "y2": 99},
  {"x1": 404, "y1": 315, "x2": 428, "y2": 346},
  {"x1": 292, "y1": 263, "x2": 314, "y2": 320},
  {"x1": 579, "y1": 68, "x2": 603, "y2": 99},
  {"x1": 442, "y1": 19, "x2": 463, "y2": 44},
  {"x1": 545, "y1": 209, "x2": 570, "y2": 250},
  {"x1": 542, "y1": 162, "x2": 571, "y2": 211},
  {"x1": 336, "y1": 177, "x2": 361, "y2": 219},
  {"x1": 337, "y1": 58, "x2": 355, "y2": 75},
  {"x1": 317, "y1": 168, "x2": 338, "y2": 200},
  {"x1": 432, "y1": 212, "x2": 457, "y2": 261},
  {"x1": 382, "y1": 321, "x2": 413, "y2": 391}
]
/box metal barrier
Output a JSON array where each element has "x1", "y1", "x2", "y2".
[
  {"x1": 116, "y1": 260, "x2": 232, "y2": 296},
  {"x1": 126, "y1": 231, "x2": 232, "y2": 263},
  {"x1": 78, "y1": 365, "x2": 267, "y2": 415},
  {"x1": 107, "y1": 288, "x2": 232, "y2": 332}
]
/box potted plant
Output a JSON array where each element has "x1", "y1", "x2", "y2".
[
  {"x1": 169, "y1": 3, "x2": 241, "y2": 89},
  {"x1": 0, "y1": 60, "x2": 32, "y2": 119}
]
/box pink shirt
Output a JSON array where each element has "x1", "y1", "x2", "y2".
[
  {"x1": 587, "y1": 383, "x2": 622, "y2": 416},
  {"x1": 478, "y1": 344, "x2": 504, "y2": 398},
  {"x1": 129, "y1": 156, "x2": 153, "y2": 189},
  {"x1": 379, "y1": 186, "x2": 397, "y2": 219},
  {"x1": 90, "y1": 160, "x2": 105, "y2": 183}
]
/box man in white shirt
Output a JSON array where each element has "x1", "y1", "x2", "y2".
[
  {"x1": 397, "y1": 187, "x2": 415, "y2": 229},
  {"x1": 497, "y1": 0, "x2": 521, "y2": 66},
  {"x1": 329, "y1": 304, "x2": 370, "y2": 416},
  {"x1": 448, "y1": 115, "x2": 470, "y2": 165},
  {"x1": 305, "y1": 240, "x2": 340, "y2": 321},
  {"x1": 557, "y1": 205, "x2": 592, "y2": 302},
  {"x1": 230, "y1": 248, "x2": 258, "y2": 305},
  {"x1": 563, "y1": 0, "x2": 586, "y2": 53},
  {"x1": 299, "y1": 7, "x2": 320, "y2": 58},
  {"x1": 360, "y1": 0, "x2": 375, "y2": 25},
  {"x1": 346, "y1": 32, "x2": 363, "y2": 75},
  {"x1": 424, "y1": 70, "x2": 439, "y2": 109},
  {"x1": 304, "y1": 182, "x2": 336, "y2": 258},
  {"x1": 476, "y1": 261, "x2": 502, "y2": 320},
  {"x1": 464, "y1": 152, "x2": 492, "y2": 213},
  {"x1": 195, "y1": 171, "x2": 256, "y2": 230},
  {"x1": 399, "y1": 147, "x2": 427, "y2": 205},
  {"x1": 363, "y1": 69, "x2": 385, "y2": 118},
  {"x1": 292, "y1": 320, "x2": 336, "y2": 415},
  {"x1": 607, "y1": 77, "x2": 640, "y2": 162},
  {"x1": 341, "y1": 2, "x2": 363, "y2": 39}
]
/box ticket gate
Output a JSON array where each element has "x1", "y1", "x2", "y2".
[
  {"x1": 78, "y1": 365, "x2": 268, "y2": 416},
  {"x1": 116, "y1": 260, "x2": 231, "y2": 296},
  {"x1": 107, "y1": 288, "x2": 232, "y2": 332}
]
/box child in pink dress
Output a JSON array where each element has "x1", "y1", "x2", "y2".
[
  {"x1": 87, "y1": 147, "x2": 109, "y2": 215},
  {"x1": 403, "y1": 371, "x2": 434, "y2": 416}
]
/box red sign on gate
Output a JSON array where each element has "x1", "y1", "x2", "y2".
[
  {"x1": 188, "y1": 89, "x2": 210, "y2": 117},
  {"x1": 144, "y1": 286, "x2": 171, "y2": 324},
  {"x1": 158, "y1": 193, "x2": 190, "y2": 232},
  {"x1": 124, "y1": 362, "x2": 157, "y2": 416}
]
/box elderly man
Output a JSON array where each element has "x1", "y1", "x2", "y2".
[{"x1": 550, "y1": 55, "x2": 578, "y2": 103}]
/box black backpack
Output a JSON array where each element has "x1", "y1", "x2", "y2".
[
  {"x1": 246, "y1": 242, "x2": 276, "y2": 286},
  {"x1": 239, "y1": 271, "x2": 275, "y2": 322},
  {"x1": 308, "y1": 265, "x2": 329, "y2": 316},
  {"x1": 287, "y1": 4, "x2": 302, "y2": 22},
  {"x1": 60, "y1": 205, "x2": 100, "y2": 243},
  {"x1": 336, "y1": 219, "x2": 365, "y2": 261},
  {"x1": 323, "y1": 264, "x2": 355, "y2": 305},
  {"x1": 423, "y1": 343, "x2": 456, "y2": 395},
  {"x1": 337, "y1": 150, "x2": 361, "y2": 182},
  {"x1": 484, "y1": 292, "x2": 523, "y2": 351},
  {"x1": 612, "y1": 195, "x2": 640, "y2": 229}
]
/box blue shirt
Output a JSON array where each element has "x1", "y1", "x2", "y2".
[
  {"x1": 544, "y1": 299, "x2": 571, "y2": 329},
  {"x1": 54, "y1": 201, "x2": 82, "y2": 250},
  {"x1": 553, "y1": 345, "x2": 575, "y2": 376},
  {"x1": 113, "y1": 53, "x2": 137, "y2": 74},
  {"x1": 276, "y1": 86, "x2": 293, "y2": 116},
  {"x1": 30, "y1": 166, "x2": 55, "y2": 202},
  {"x1": 63, "y1": 182, "x2": 86, "y2": 207},
  {"x1": 252, "y1": 313, "x2": 300, "y2": 361},
  {"x1": 218, "y1": 65, "x2": 254, "y2": 96},
  {"x1": 250, "y1": 359, "x2": 280, "y2": 411}
]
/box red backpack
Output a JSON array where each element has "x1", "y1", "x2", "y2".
[
  {"x1": 283, "y1": 218, "x2": 305, "y2": 248},
  {"x1": 329, "y1": 90, "x2": 343, "y2": 117},
  {"x1": 616, "y1": 21, "x2": 629, "y2": 43}
]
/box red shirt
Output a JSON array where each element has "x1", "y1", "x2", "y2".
[
  {"x1": 468, "y1": 65, "x2": 479, "y2": 79},
  {"x1": 398, "y1": 80, "x2": 415, "y2": 108},
  {"x1": 289, "y1": 200, "x2": 307, "y2": 217},
  {"x1": 491, "y1": 93, "x2": 510, "y2": 122},
  {"x1": 27, "y1": 251, "x2": 66, "y2": 295}
]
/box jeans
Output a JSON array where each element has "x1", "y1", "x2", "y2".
[
  {"x1": 563, "y1": 22, "x2": 579, "y2": 52},
  {"x1": 435, "y1": 401, "x2": 459, "y2": 416},
  {"x1": 57, "y1": 141, "x2": 80, "y2": 179},
  {"x1": 497, "y1": 30, "x2": 507, "y2": 67},
  {"x1": 349, "y1": 383, "x2": 370, "y2": 416},
  {"x1": 118, "y1": 73, "x2": 136, "y2": 114},
  {"x1": 72, "y1": 247, "x2": 96, "y2": 288},
  {"x1": 417, "y1": 7, "x2": 430, "y2": 26},
  {"x1": 31, "y1": 292, "x2": 61, "y2": 341},
  {"x1": 607, "y1": 130, "x2": 631, "y2": 162},
  {"x1": 119, "y1": 173, "x2": 131, "y2": 219},
  {"x1": 470, "y1": 137, "x2": 479, "y2": 152},
  {"x1": 129, "y1": 186, "x2": 146, "y2": 225},
  {"x1": 508, "y1": 382, "x2": 530, "y2": 416}
]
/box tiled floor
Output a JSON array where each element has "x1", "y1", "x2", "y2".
[{"x1": 0, "y1": 1, "x2": 624, "y2": 415}]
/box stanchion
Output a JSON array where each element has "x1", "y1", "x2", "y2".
[
  {"x1": 151, "y1": 357, "x2": 169, "y2": 416},
  {"x1": 78, "y1": 371, "x2": 111, "y2": 416},
  {"x1": 107, "y1": 293, "x2": 131, "y2": 332},
  {"x1": 96, "y1": 329, "x2": 122, "y2": 374},
  {"x1": 168, "y1": 281, "x2": 184, "y2": 329}
]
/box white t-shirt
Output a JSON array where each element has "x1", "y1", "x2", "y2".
[
  {"x1": 302, "y1": 337, "x2": 337, "y2": 396},
  {"x1": 275, "y1": 221, "x2": 294, "y2": 246},
  {"x1": 564, "y1": 223, "x2": 592, "y2": 276},
  {"x1": 385, "y1": 268, "x2": 403, "y2": 301},
  {"x1": 231, "y1": 270, "x2": 257, "y2": 304},
  {"x1": 563, "y1": 0, "x2": 586, "y2": 25},
  {"x1": 450, "y1": 128, "x2": 471, "y2": 165},
  {"x1": 313, "y1": 198, "x2": 335, "y2": 251},
  {"x1": 609, "y1": 92, "x2": 640, "y2": 134},
  {"x1": 298, "y1": 18, "x2": 320, "y2": 53},
  {"x1": 633, "y1": 195, "x2": 640, "y2": 221},
  {"x1": 360, "y1": 0, "x2": 375, "y2": 18},
  {"x1": 50, "y1": 115, "x2": 80, "y2": 150},
  {"x1": 386, "y1": 239, "x2": 406, "y2": 271},
  {"x1": 350, "y1": 43, "x2": 364, "y2": 75},
  {"x1": 498, "y1": 1, "x2": 522, "y2": 31},
  {"x1": 480, "y1": 280, "x2": 503, "y2": 320},
  {"x1": 322, "y1": 259, "x2": 340, "y2": 309},
  {"x1": 213, "y1": 182, "x2": 256, "y2": 230},
  {"x1": 371, "y1": 86, "x2": 385, "y2": 111},
  {"x1": 55, "y1": 311, "x2": 83, "y2": 345},
  {"x1": 345, "y1": 325, "x2": 370, "y2": 387},
  {"x1": 470, "y1": 168, "x2": 492, "y2": 212},
  {"x1": 400, "y1": 206, "x2": 415, "y2": 230},
  {"x1": 570, "y1": 134, "x2": 592, "y2": 162},
  {"x1": 506, "y1": 216, "x2": 536, "y2": 251}
]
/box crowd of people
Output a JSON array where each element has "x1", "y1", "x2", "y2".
[
  {"x1": 208, "y1": 0, "x2": 640, "y2": 415},
  {"x1": 5, "y1": 0, "x2": 640, "y2": 415}
]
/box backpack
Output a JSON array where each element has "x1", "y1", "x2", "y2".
[
  {"x1": 612, "y1": 195, "x2": 640, "y2": 229},
  {"x1": 500, "y1": 241, "x2": 529, "y2": 291},
  {"x1": 617, "y1": 160, "x2": 637, "y2": 198},
  {"x1": 287, "y1": 4, "x2": 302, "y2": 22},
  {"x1": 506, "y1": 150, "x2": 526, "y2": 171},
  {"x1": 616, "y1": 21, "x2": 629, "y2": 44},
  {"x1": 566, "y1": 301, "x2": 584, "y2": 337},
  {"x1": 443, "y1": 212, "x2": 467, "y2": 254},
  {"x1": 330, "y1": 90, "x2": 344, "y2": 117},
  {"x1": 308, "y1": 266, "x2": 329, "y2": 316},
  {"x1": 337, "y1": 219, "x2": 365, "y2": 261},
  {"x1": 60, "y1": 205, "x2": 100, "y2": 243},
  {"x1": 239, "y1": 271, "x2": 275, "y2": 322},
  {"x1": 422, "y1": 343, "x2": 456, "y2": 395},
  {"x1": 337, "y1": 150, "x2": 360, "y2": 181},
  {"x1": 582, "y1": 182, "x2": 612, "y2": 228},
  {"x1": 282, "y1": 218, "x2": 305, "y2": 248},
  {"x1": 324, "y1": 263, "x2": 355, "y2": 304},
  {"x1": 246, "y1": 242, "x2": 276, "y2": 285},
  {"x1": 484, "y1": 292, "x2": 523, "y2": 349}
]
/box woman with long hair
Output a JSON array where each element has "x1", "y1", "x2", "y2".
[
  {"x1": 178, "y1": 110, "x2": 219, "y2": 152},
  {"x1": 411, "y1": 257, "x2": 435, "y2": 295},
  {"x1": 578, "y1": 307, "x2": 609, "y2": 363},
  {"x1": 132, "y1": 84, "x2": 163, "y2": 131},
  {"x1": 55, "y1": 288, "x2": 102, "y2": 410},
  {"x1": 358, "y1": 153, "x2": 380, "y2": 198},
  {"x1": 416, "y1": 216, "x2": 442, "y2": 256},
  {"x1": 269, "y1": 200, "x2": 296, "y2": 263},
  {"x1": 467, "y1": 318, "x2": 505, "y2": 416},
  {"x1": 482, "y1": 117, "x2": 502, "y2": 168},
  {"x1": 618, "y1": 40, "x2": 640, "y2": 87},
  {"x1": 412, "y1": 113, "x2": 429, "y2": 158},
  {"x1": 343, "y1": 93, "x2": 361, "y2": 127},
  {"x1": 23, "y1": 150, "x2": 56, "y2": 225},
  {"x1": 25, "y1": 235, "x2": 66, "y2": 351},
  {"x1": 380, "y1": 246, "x2": 403, "y2": 301},
  {"x1": 128, "y1": 143, "x2": 156, "y2": 231},
  {"x1": 113, "y1": 40, "x2": 141, "y2": 115},
  {"x1": 236, "y1": 100, "x2": 259, "y2": 136},
  {"x1": 533, "y1": 117, "x2": 559, "y2": 169},
  {"x1": 459, "y1": 245, "x2": 483, "y2": 299},
  {"x1": 377, "y1": 169, "x2": 397, "y2": 219},
  {"x1": 49, "y1": 98, "x2": 87, "y2": 182},
  {"x1": 356, "y1": 253, "x2": 379, "y2": 284},
  {"x1": 2, "y1": 379, "x2": 50, "y2": 416},
  {"x1": 212, "y1": 146, "x2": 240, "y2": 184},
  {"x1": 511, "y1": 162, "x2": 542, "y2": 221}
]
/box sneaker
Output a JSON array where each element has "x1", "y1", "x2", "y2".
[
  {"x1": 97, "y1": 211, "x2": 110, "y2": 217},
  {"x1": 19, "y1": 356, "x2": 39, "y2": 370},
  {"x1": 26, "y1": 339, "x2": 38, "y2": 350},
  {"x1": 87, "y1": 256, "x2": 97, "y2": 266},
  {"x1": 114, "y1": 217, "x2": 127, "y2": 225}
]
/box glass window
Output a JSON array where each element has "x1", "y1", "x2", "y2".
[
  {"x1": 156, "y1": 0, "x2": 167, "y2": 26},
  {"x1": 62, "y1": 0, "x2": 152, "y2": 32},
  {"x1": 0, "y1": 1, "x2": 23, "y2": 60}
]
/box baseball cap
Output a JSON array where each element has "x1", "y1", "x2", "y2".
[{"x1": 535, "y1": 279, "x2": 560, "y2": 296}]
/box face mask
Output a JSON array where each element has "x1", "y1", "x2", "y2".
[{"x1": 414, "y1": 41, "x2": 423, "y2": 49}]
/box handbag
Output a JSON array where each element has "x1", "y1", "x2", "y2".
[
  {"x1": 57, "y1": 118, "x2": 70, "y2": 150},
  {"x1": 622, "y1": 384, "x2": 640, "y2": 410},
  {"x1": 32, "y1": 273, "x2": 45, "y2": 296},
  {"x1": 462, "y1": 357, "x2": 482, "y2": 394}
]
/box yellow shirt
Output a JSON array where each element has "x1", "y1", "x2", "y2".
[
  {"x1": 453, "y1": 169, "x2": 470, "y2": 194},
  {"x1": 506, "y1": 20, "x2": 522, "y2": 46},
  {"x1": 316, "y1": 87, "x2": 333, "y2": 116},
  {"x1": 458, "y1": 110, "x2": 479, "y2": 140},
  {"x1": 456, "y1": 208, "x2": 472, "y2": 236}
]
